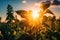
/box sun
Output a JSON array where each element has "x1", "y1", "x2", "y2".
[{"x1": 32, "y1": 10, "x2": 39, "y2": 19}]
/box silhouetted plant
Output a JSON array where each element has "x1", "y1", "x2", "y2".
[
  {"x1": 17, "y1": 34, "x2": 34, "y2": 40},
  {"x1": 6, "y1": 4, "x2": 14, "y2": 23}
]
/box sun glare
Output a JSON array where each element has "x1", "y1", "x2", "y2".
[
  {"x1": 32, "y1": 10, "x2": 39, "y2": 19},
  {"x1": 26, "y1": 10, "x2": 40, "y2": 26}
]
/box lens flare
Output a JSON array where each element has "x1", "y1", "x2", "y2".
[
  {"x1": 32, "y1": 10, "x2": 39, "y2": 19},
  {"x1": 26, "y1": 10, "x2": 40, "y2": 26}
]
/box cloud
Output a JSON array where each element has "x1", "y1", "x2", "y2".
[
  {"x1": 41, "y1": 0, "x2": 60, "y2": 6},
  {"x1": 51, "y1": 0, "x2": 60, "y2": 5},
  {"x1": 22, "y1": 0, "x2": 27, "y2": 3}
]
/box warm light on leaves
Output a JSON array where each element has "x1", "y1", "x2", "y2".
[{"x1": 25, "y1": 10, "x2": 41, "y2": 27}]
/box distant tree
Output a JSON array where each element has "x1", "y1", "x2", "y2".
[
  {"x1": 0, "y1": 17, "x2": 1, "y2": 23},
  {"x1": 6, "y1": 4, "x2": 14, "y2": 23}
]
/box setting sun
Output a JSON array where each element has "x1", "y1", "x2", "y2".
[{"x1": 32, "y1": 10, "x2": 39, "y2": 19}]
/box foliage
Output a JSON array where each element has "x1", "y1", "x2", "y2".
[{"x1": 0, "y1": 4, "x2": 60, "y2": 40}]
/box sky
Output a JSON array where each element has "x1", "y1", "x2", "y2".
[{"x1": 0, "y1": 0, "x2": 60, "y2": 22}]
